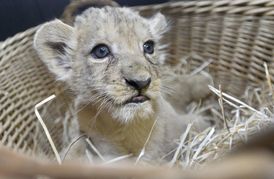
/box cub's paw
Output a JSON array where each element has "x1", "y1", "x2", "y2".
[
  {"x1": 189, "y1": 71, "x2": 213, "y2": 101},
  {"x1": 161, "y1": 71, "x2": 213, "y2": 114}
]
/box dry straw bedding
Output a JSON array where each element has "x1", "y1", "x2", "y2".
[{"x1": 166, "y1": 60, "x2": 274, "y2": 168}]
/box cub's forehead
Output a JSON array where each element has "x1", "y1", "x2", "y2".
[
  {"x1": 74, "y1": 7, "x2": 153, "y2": 45},
  {"x1": 75, "y1": 7, "x2": 148, "y2": 28}
]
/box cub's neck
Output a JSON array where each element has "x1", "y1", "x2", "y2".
[{"x1": 77, "y1": 103, "x2": 157, "y2": 155}]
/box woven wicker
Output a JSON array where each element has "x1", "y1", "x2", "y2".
[{"x1": 0, "y1": 0, "x2": 274, "y2": 160}]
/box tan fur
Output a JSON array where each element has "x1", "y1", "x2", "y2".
[
  {"x1": 162, "y1": 71, "x2": 213, "y2": 114},
  {"x1": 34, "y1": 6, "x2": 212, "y2": 163},
  {"x1": 62, "y1": 0, "x2": 120, "y2": 25}
]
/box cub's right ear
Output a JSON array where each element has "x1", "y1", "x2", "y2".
[{"x1": 34, "y1": 19, "x2": 75, "y2": 81}]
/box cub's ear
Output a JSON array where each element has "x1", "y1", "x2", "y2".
[
  {"x1": 149, "y1": 12, "x2": 169, "y2": 38},
  {"x1": 34, "y1": 19, "x2": 75, "y2": 81},
  {"x1": 62, "y1": 0, "x2": 120, "y2": 25}
]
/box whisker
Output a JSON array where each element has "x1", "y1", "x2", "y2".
[{"x1": 161, "y1": 85, "x2": 176, "y2": 95}]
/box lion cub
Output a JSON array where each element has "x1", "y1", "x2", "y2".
[{"x1": 34, "y1": 6, "x2": 211, "y2": 163}]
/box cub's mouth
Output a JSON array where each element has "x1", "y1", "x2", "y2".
[{"x1": 125, "y1": 94, "x2": 150, "y2": 104}]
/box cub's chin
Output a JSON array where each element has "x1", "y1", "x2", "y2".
[{"x1": 111, "y1": 100, "x2": 156, "y2": 123}]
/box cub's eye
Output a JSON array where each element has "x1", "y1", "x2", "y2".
[
  {"x1": 143, "y1": 40, "x2": 154, "y2": 54},
  {"x1": 91, "y1": 44, "x2": 110, "y2": 59}
]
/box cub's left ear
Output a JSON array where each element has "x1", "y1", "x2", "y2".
[{"x1": 149, "y1": 12, "x2": 169, "y2": 37}]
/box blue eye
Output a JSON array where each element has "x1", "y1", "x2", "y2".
[
  {"x1": 91, "y1": 44, "x2": 110, "y2": 59},
  {"x1": 143, "y1": 40, "x2": 154, "y2": 54}
]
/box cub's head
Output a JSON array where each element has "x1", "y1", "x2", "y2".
[{"x1": 34, "y1": 7, "x2": 168, "y2": 123}]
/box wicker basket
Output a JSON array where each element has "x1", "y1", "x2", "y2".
[{"x1": 1, "y1": 0, "x2": 274, "y2": 163}]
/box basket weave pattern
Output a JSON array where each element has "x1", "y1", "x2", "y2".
[
  {"x1": 0, "y1": 0, "x2": 274, "y2": 157},
  {"x1": 137, "y1": 0, "x2": 274, "y2": 94},
  {"x1": 0, "y1": 26, "x2": 57, "y2": 155}
]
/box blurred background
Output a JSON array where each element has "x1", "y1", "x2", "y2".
[{"x1": 0, "y1": 0, "x2": 171, "y2": 41}]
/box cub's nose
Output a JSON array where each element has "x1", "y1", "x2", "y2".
[{"x1": 125, "y1": 77, "x2": 151, "y2": 90}]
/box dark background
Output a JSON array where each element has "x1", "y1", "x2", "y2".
[{"x1": 0, "y1": 0, "x2": 168, "y2": 41}]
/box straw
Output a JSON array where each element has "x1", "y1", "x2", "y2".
[{"x1": 34, "y1": 94, "x2": 62, "y2": 164}]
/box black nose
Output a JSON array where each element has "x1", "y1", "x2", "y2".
[{"x1": 125, "y1": 77, "x2": 151, "y2": 90}]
